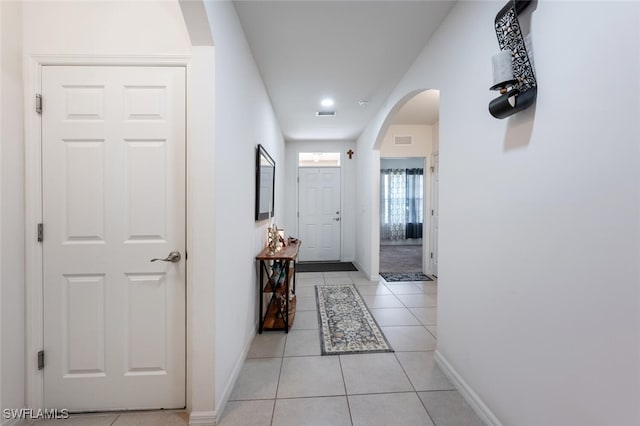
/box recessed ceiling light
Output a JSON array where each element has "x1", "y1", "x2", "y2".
[{"x1": 321, "y1": 98, "x2": 335, "y2": 107}]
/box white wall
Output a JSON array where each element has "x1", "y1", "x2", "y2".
[
  {"x1": 18, "y1": 2, "x2": 219, "y2": 423},
  {"x1": 0, "y1": 4, "x2": 4, "y2": 418},
  {"x1": 355, "y1": 141, "x2": 378, "y2": 279},
  {"x1": 357, "y1": 1, "x2": 640, "y2": 425},
  {"x1": 379, "y1": 124, "x2": 432, "y2": 157},
  {"x1": 1, "y1": 2, "x2": 4, "y2": 419},
  {"x1": 185, "y1": 45, "x2": 216, "y2": 423},
  {"x1": 284, "y1": 140, "x2": 356, "y2": 262},
  {"x1": 204, "y1": 1, "x2": 285, "y2": 417},
  {"x1": 23, "y1": 1, "x2": 190, "y2": 55},
  {"x1": 1, "y1": 1, "x2": 25, "y2": 418}
]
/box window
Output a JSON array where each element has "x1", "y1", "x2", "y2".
[
  {"x1": 298, "y1": 152, "x2": 341, "y2": 167},
  {"x1": 380, "y1": 167, "x2": 424, "y2": 240}
]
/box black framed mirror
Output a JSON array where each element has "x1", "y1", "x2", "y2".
[{"x1": 255, "y1": 144, "x2": 275, "y2": 221}]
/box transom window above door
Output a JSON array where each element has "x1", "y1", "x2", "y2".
[{"x1": 298, "y1": 152, "x2": 341, "y2": 167}]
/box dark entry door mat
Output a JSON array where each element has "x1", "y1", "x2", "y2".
[{"x1": 297, "y1": 262, "x2": 358, "y2": 273}]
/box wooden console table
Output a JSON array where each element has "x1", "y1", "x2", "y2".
[{"x1": 256, "y1": 240, "x2": 300, "y2": 333}]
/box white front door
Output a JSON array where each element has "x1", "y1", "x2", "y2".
[
  {"x1": 430, "y1": 154, "x2": 439, "y2": 276},
  {"x1": 42, "y1": 66, "x2": 186, "y2": 411},
  {"x1": 298, "y1": 167, "x2": 341, "y2": 261}
]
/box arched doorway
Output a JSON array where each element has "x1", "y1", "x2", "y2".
[{"x1": 373, "y1": 89, "x2": 439, "y2": 280}]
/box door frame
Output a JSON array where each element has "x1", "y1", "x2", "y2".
[
  {"x1": 296, "y1": 166, "x2": 342, "y2": 261},
  {"x1": 294, "y1": 153, "x2": 345, "y2": 261},
  {"x1": 378, "y1": 156, "x2": 430, "y2": 275},
  {"x1": 429, "y1": 153, "x2": 439, "y2": 276},
  {"x1": 24, "y1": 55, "x2": 196, "y2": 411}
]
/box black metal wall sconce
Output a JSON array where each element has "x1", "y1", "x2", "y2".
[{"x1": 489, "y1": 0, "x2": 537, "y2": 119}]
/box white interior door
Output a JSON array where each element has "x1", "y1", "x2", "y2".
[
  {"x1": 430, "y1": 154, "x2": 439, "y2": 276},
  {"x1": 298, "y1": 167, "x2": 341, "y2": 261},
  {"x1": 42, "y1": 66, "x2": 186, "y2": 411}
]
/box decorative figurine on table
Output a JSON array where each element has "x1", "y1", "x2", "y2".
[
  {"x1": 267, "y1": 224, "x2": 285, "y2": 254},
  {"x1": 267, "y1": 224, "x2": 278, "y2": 255},
  {"x1": 278, "y1": 229, "x2": 287, "y2": 248}
]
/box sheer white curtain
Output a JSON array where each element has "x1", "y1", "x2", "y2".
[
  {"x1": 380, "y1": 168, "x2": 423, "y2": 241},
  {"x1": 381, "y1": 169, "x2": 407, "y2": 240}
]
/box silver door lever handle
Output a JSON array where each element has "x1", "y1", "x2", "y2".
[{"x1": 150, "y1": 251, "x2": 181, "y2": 263}]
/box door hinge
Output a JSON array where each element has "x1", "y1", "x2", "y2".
[
  {"x1": 297, "y1": 212, "x2": 299, "y2": 218},
  {"x1": 431, "y1": 210, "x2": 434, "y2": 216},
  {"x1": 37, "y1": 223, "x2": 44, "y2": 242},
  {"x1": 36, "y1": 94, "x2": 42, "y2": 114},
  {"x1": 297, "y1": 177, "x2": 299, "y2": 183},
  {"x1": 430, "y1": 252, "x2": 433, "y2": 259},
  {"x1": 38, "y1": 350, "x2": 45, "y2": 370},
  {"x1": 430, "y1": 166, "x2": 434, "y2": 173}
]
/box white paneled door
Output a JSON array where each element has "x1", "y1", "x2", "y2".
[
  {"x1": 298, "y1": 167, "x2": 341, "y2": 261},
  {"x1": 42, "y1": 66, "x2": 186, "y2": 411}
]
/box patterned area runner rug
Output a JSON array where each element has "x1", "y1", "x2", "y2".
[
  {"x1": 315, "y1": 284, "x2": 393, "y2": 355},
  {"x1": 380, "y1": 272, "x2": 433, "y2": 282}
]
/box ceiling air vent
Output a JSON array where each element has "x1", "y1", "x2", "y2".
[
  {"x1": 394, "y1": 135, "x2": 413, "y2": 145},
  {"x1": 316, "y1": 111, "x2": 336, "y2": 117}
]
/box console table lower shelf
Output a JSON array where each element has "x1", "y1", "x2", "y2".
[{"x1": 261, "y1": 293, "x2": 297, "y2": 331}]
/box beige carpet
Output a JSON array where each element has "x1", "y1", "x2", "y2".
[{"x1": 379, "y1": 244, "x2": 423, "y2": 273}]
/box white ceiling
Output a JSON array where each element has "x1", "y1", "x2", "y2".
[{"x1": 234, "y1": 1, "x2": 454, "y2": 141}]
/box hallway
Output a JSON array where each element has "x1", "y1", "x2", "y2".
[
  {"x1": 219, "y1": 270, "x2": 483, "y2": 426},
  {"x1": 16, "y1": 270, "x2": 482, "y2": 426}
]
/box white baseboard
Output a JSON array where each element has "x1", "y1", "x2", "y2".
[
  {"x1": 434, "y1": 350, "x2": 503, "y2": 426},
  {"x1": 188, "y1": 410, "x2": 216, "y2": 426},
  {"x1": 214, "y1": 326, "x2": 257, "y2": 421}
]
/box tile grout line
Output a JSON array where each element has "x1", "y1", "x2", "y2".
[
  {"x1": 276, "y1": 390, "x2": 424, "y2": 398},
  {"x1": 259, "y1": 389, "x2": 439, "y2": 402},
  {"x1": 416, "y1": 389, "x2": 439, "y2": 426},
  {"x1": 391, "y1": 350, "x2": 438, "y2": 426},
  {"x1": 393, "y1": 351, "x2": 419, "y2": 394},
  {"x1": 269, "y1": 336, "x2": 287, "y2": 426},
  {"x1": 337, "y1": 355, "x2": 354, "y2": 426},
  {"x1": 424, "y1": 325, "x2": 437, "y2": 339}
]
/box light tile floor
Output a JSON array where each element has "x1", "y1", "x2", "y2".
[
  {"x1": 13, "y1": 411, "x2": 189, "y2": 426},
  {"x1": 219, "y1": 270, "x2": 485, "y2": 426},
  {"x1": 23, "y1": 271, "x2": 484, "y2": 426}
]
